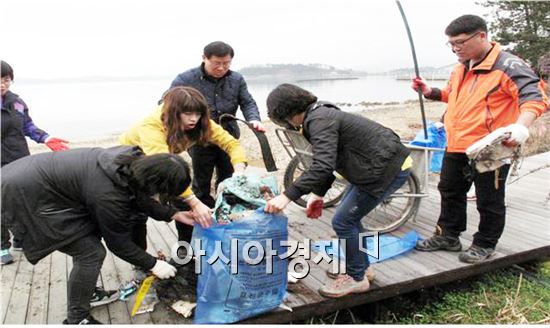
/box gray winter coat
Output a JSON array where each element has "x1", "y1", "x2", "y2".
[
  {"x1": 1, "y1": 146, "x2": 174, "y2": 269},
  {"x1": 169, "y1": 64, "x2": 260, "y2": 138}
]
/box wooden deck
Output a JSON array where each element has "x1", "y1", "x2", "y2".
[{"x1": 1, "y1": 152, "x2": 549, "y2": 324}]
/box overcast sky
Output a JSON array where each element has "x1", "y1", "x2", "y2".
[{"x1": 3, "y1": 0, "x2": 489, "y2": 79}]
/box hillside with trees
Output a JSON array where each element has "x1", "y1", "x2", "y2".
[{"x1": 238, "y1": 63, "x2": 368, "y2": 82}]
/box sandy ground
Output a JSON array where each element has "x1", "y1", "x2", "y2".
[{"x1": 29, "y1": 100, "x2": 448, "y2": 172}]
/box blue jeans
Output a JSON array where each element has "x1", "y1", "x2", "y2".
[{"x1": 332, "y1": 169, "x2": 410, "y2": 281}]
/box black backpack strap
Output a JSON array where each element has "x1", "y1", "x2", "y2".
[{"x1": 219, "y1": 114, "x2": 278, "y2": 172}]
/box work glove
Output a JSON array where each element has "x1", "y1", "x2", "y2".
[
  {"x1": 502, "y1": 123, "x2": 529, "y2": 147},
  {"x1": 45, "y1": 137, "x2": 70, "y2": 152},
  {"x1": 151, "y1": 259, "x2": 177, "y2": 279},
  {"x1": 249, "y1": 120, "x2": 266, "y2": 132},
  {"x1": 306, "y1": 194, "x2": 324, "y2": 219},
  {"x1": 411, "y1": 77, "x2": 432, "y2": 97}
]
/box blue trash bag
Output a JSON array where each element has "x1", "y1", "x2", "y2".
[
  {"x1": 311, "y1": 230, "x2": 419, "y2": 264},
  {"x1": 193, "y1": 174, "x2": 288, "y2": 324},
  {"x1": 410, "y1": 122, "x2": 447, "y2": 173}
]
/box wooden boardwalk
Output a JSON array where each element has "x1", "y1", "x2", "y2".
[{"x1": 1, "y1": 152, "x2": 549, "y2": 324}]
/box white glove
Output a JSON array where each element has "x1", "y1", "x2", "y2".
[
  {"x1": 503, "y1": 123, "x2": 529, "y2": 145},
  {"x1": 151, "y1": 260, "x2": 177, "y2": 279}
]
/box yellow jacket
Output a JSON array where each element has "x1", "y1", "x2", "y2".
[{"x1": 119, "y1": 104, "x2": 247, "y2": 198}]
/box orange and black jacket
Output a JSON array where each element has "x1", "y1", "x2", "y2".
[{"x1": 427, "y1": 42, "x2": 548, "y2": 153}]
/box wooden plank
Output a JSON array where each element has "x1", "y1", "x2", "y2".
[
  {"x1": 111, "y1": 252, "x2": 154, "y2": 324},
  {"x1": 142, "y1": 233, "x2": 190, "y2": 325},
  {"x1": 47, "y1": 251, "x2": 68, "y2": 324},
  {"x1": 25, "y1": 254, "x2": 51, "y2": 324},
  {"x1": 100, "y1": 251, "x2": 131, "y2": 324},
  {"x1": 4, "y1": 253, "x2": 34, "y2": 324},
  {"x1": 90, "y1": 273, "x2": 111, "y2": 324},
  {"x1": 1, "y1": 250, "x2": 23, "y2": 323}
]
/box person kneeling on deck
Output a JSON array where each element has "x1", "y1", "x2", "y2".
[
  {"x1": 1, "y1": 146, "x2": 195, "y2": 324},
  {"x1": 264, "y1": 84, "x2": 413, "y2": 298}
]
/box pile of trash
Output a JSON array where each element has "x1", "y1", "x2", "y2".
[
  {"x1": 193, "y1": 173, "x2": 288, "y2": 324},
  {"x1": 213, "y1": 175, "x2": 276, "y2": 223}
]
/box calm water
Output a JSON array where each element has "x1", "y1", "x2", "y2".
[{"x1": 14, "y1": 76, "x2": 447, "y2": 141}]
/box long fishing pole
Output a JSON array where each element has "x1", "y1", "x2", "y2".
[{"x1": 396, "y1": 0, "x2": 428, "y2": 139}]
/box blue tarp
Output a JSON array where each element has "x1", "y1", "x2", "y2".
[
  {"x1": 311, "y1": 230, "x2": 420, "y2": 263},
  {"x1": 410, "y1": 122, "x2": 447, "y2": 173}
]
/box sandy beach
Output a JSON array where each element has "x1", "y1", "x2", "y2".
[
  {"x1": 28, "y1": 101, "x2": 448, "y2": 170},
  {"x1": 28, "y1": 98, "x2": 550, "y2": 179}
]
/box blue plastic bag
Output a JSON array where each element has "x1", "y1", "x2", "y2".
[
  {"x1": 193, "y1": 174, "x2": 288, "y2": 324},
  {"x1": 311, "y1": 230, "x2": 419, "y2": 263},
  {"x1": 410, "y1": 122, "x2": 447, "y2": 173}
]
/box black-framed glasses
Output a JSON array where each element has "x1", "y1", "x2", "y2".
[
  {"x1": 446, "y1": 31, "x2": 480, "y2": 48},
  {"x1": 0, "y1": 77, "x2": 13, "y2": 86}
]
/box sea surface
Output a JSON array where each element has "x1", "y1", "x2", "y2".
[{"x1": 14, "y1": 75, "x2": 447, "y2": 141}]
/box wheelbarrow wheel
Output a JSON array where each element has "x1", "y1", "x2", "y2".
[
  {"x1": 361, "y1": 172, "x2": 421, "y2": 233},
  {"x1": 283, "y1": 156, "x2": 347, "y2": 208}
]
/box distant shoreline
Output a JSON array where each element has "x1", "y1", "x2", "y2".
[
  {"x1": 28, "y1": 101, "x2": 448, "y2": 170},
  {"x1": 295, "y1": 77, "x2": 359, "y2": 83}
]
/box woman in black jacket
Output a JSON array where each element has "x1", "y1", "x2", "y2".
[
  {"x1": 264, "y1": 84, "x2": 412, "y2": 298},
  {"x1": 1, "y1": 146, "x2": 194, "y2": 324}
]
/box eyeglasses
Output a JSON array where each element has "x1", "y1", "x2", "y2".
[
  {"x1": 208, "y1": 59, "x2": 232, "y2": 69},
  {"x1": 1, "y1": 78, "x2": 13, "y2": 86},
  {"x1": 446, "y1": 31, "x2": 480, "y2": 48}
]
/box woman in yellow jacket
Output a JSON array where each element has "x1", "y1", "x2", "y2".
[{"x1": 120, "y1": 86, "x2": 247, "y2": 250}]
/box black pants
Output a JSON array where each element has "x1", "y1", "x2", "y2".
[
  {"x1": 1, "y1": 163, "x2": 21, "y2": 250},
  {"x1": 131, "y1": 201, "x2": 194, "y2": 252},
  {"x1": 437, "y1": 152, "x2": 510, "y2": 248},
  {"x1": 58, "y1": 234, "x2": 106, "y2": 323},
  {"x1": 171, "y1": 198, "x2": 194, "y2": 245},
  {"x1": 1, "y1": 226, "x2": 21, "y2": 250},
  {"x1": 188, "y1": 144, "x2": 234, "y2": 208}
]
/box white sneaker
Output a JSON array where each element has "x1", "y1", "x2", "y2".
[{"x1": 319, "y1": 274, "x2": 370, "y2": 298}]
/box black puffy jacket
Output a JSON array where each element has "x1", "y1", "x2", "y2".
[
  {"x1": 1, "y1": 146, "x2": 176, "y2": 268},
  {"x1": 284, "y1": 102, "x2": 410, "y2": 200}
]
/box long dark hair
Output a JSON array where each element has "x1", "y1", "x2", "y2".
[
  {"x1": 115, "y1": 148, "x2": 191, "y2": 201},
  {"x1": 161, "y1": 86, "x2": 211, "y2": 153}
]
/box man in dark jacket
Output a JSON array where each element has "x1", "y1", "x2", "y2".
[
  {"x1": 264, "y1": 84, "x2": 412, "y2": 298},
  {"x1": 168, "y1": 41, "x2": 264, "y2": 208},
  {"x1": 1, "y1": 146, "x2": 195, "y2": 324}
]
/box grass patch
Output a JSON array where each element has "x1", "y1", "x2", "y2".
[
  {"x1": 295, "y1": 261, "x2": 550, "y2": 324},
  {"x1": 378, "y1": 263, "x2": 550, "y2": 324},
  {"x1": 396, "y1": 269, "x2": 550, "y2": 324}
]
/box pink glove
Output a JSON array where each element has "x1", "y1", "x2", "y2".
[
  {"x1": 45, "y1": 137, "x2": 70, "y2": 152},
  {"x1": 411, "y1": 77, "x2": 432, "y2": 96}
]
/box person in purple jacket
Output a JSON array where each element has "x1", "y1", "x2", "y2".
[{"x1": 1, "y1": 60, "x2": 70, "y2": 265}]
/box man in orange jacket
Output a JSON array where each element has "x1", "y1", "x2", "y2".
[{"x1": 412, "y1": 15, "x2": 548, "y2": 263}]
